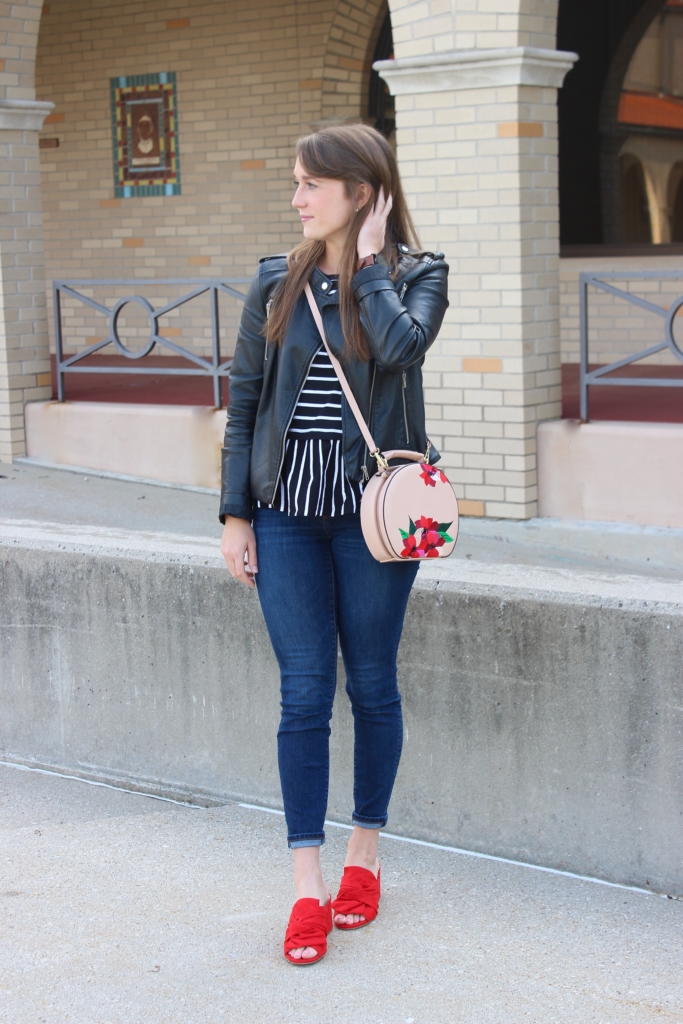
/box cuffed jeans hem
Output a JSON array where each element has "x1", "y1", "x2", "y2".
[
  {"x1": 288, "y1": 835, "x2": 325, "y2": 849},
  {"x1": 352, "y1": 816, "x2": 387, "y2": 830}
]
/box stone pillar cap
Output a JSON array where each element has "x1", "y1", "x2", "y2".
[
  {"x1": 0, "y1": 98, "x2": 55, "y2": 131},
  {"x1": 374, "y1": 46, "x2": 578, "y2": 94}
]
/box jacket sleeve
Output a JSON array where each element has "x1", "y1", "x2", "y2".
[
  {"x1": 219, "y1": 268, "x2": 267, "y2": 523},
  {"x1": 352, "y1": 258, "x2": 449, "y2": 372}
]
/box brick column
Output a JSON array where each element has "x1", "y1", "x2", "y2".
[
  {"x1": 377, "y1": 43, "x2": 576, "y2": 519},
  {"x1": 1, "y1": 0, "x2": 52, "y2": 461},
  {"x1": 0, "y1": 99, "x2": 53, "y2": 461}
]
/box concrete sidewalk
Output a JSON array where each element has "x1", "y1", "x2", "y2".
[
  {"x1": 3, "y1": 457, "x2": 683, "y2": 579},
  {"x1": 1, "y1": 764, "x2": 681, "y2": 1024}
]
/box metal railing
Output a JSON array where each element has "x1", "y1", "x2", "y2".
[
  {"x1": 580, "y1": 270, "x2": 683, "y2": 421},
  {"x1": 53, "y1": 277, "x2": 251, "y2": 408}
]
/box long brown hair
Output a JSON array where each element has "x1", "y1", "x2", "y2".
[{"x1": 266, "y1": 123, "x2": 420, "y2": 361}]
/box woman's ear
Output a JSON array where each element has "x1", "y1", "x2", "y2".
[{"x1": 355, "y1": 182, "x2": 373, "y2": 211}]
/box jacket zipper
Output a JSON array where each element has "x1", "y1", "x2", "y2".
[
  {"x1": 362, "y1": 363, "x2": 378, "y2": 482},
  {"x1": 402, "y1": 371, "x2": 409, "y2": 444},
  {"x1": 264, "y1": 300, "x2": 273, "y2": 361},
  {"x1": 399, "y1": 282, "x2": 408, "y2": 302}
]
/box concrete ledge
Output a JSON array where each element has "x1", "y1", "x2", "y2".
[
  {"x1": 538, "y1": 419, "x2": 683, "y2": 528},
  {"x1": 1, "y1": 519, "x2": 682, "y2": 894},
  {"x1": 25, "y1": 401, "x2": 226, "y2": 489}
]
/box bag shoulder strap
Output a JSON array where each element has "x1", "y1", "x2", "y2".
[{"x1": 304, "y1": 282, "x2": 378, "y2": 457}]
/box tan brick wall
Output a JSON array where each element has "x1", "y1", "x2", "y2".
[
  {"x1": 0, "y1": 0, "x2": 42, "y2": 101},
  {"x1": 34, "y1": 0, "x2": 391, "y2": 356}
]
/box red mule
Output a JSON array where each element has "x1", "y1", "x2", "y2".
[
  {"x1": 283, "y1": 897, "x2": 333, "y2": 966},
  {"x1": 332, "y1": 866, "x2": 381, "y2": 930}
]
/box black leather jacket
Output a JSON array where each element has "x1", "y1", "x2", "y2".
[{"x1": 219, "y1": 248, "x2": 449, "y2": 522}]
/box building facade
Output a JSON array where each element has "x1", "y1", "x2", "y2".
[{"x1": 1, "y1": 0, "x2": 681, "y2": 522}]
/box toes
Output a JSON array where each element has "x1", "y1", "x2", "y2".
[{"x1": 288, "y1": 946, "x2": 318, "y2": 959}]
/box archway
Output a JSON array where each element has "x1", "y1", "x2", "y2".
[
  {"x1": 367, "y1": 9, "x2": 394, "y2": 142},
  {"x1": 619, "y1": 153, "x2": 652, "y2": 241},
  {"x1": 319, "y1": 0, "x2": 387, "y2": 123},
  {"x1": 557, "y1": 0, "x2": 669, "y2": 245},
  {"x1": 599, "y1": 0, "x2": 683, "y2": 244}
]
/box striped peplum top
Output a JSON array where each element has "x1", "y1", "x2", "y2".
[
  {"x1": 261, "y1": 346, "x2": 364, "y2": 516},
  {"x1": 259, "y1": 279, "x2": 364, "y2": 516}
]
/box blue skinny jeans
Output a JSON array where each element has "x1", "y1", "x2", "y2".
[{"x1": 253, "y1": 508, "x2": 419, "y2": 848}]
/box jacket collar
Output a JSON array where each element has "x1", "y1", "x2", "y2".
[{"x1": 310, "y1": 265, "x2": 340, "y2": 306}]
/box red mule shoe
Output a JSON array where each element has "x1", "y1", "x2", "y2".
[
  {"x1": 332, "y1": 866, "x2": 380, "y2": 930},
  {"x1": 283, "y1": 897, "x2": 333, "y2": 966}
]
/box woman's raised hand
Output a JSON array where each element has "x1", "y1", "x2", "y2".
[
  {"x1": 221, "y1": 517, "x2": 258, "y2": 588},
  {"x1": 357, "y1": 186, "x2": 393, "y2": 260}
]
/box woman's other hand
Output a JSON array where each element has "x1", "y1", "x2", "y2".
[
  {"x1": 357, "y1": 186, "x2": 393, "y2": 260},
  {"x1": 221, "y1": 517, "x2": 258, "y2": 588}
]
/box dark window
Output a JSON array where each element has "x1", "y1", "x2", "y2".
[
  {"x1": 557, "y1": 0, "x2": 680, "y2": 248},
  {"x1": 671, "y1": 167, "x2": 683, "y2": 239},
  {"x1": 368, "y1": 11, "x2": 395, "y2": 141}
]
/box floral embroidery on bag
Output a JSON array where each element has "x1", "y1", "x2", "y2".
[
  {"x1": 419, "y1": 465, "x2": 449, "y2": 487},
  {"x1": 399, "y1": 515, "x2": 454, "y2": 558}
]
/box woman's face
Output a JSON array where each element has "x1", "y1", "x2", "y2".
[{"x1": 292, "y1": 157, "x2": 368, "y2": 245}]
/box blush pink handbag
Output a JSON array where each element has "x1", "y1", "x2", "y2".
[{"x1": 305, "y1": 283, "x2": 459, "y2": 563}]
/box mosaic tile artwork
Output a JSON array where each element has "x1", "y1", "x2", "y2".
[{"x1": 110, "y1": 72, "x2": 181, "y2": 197}]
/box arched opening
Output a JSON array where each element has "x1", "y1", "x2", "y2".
[
  {"x1": 669, "y1": 161, "x2": 683, "y2": 239},
  {"x1": 619, "y1": 154, "x2": 652, "y2": 241},
  {"x1": 557, "y1": 0, "x2": 683, "y2": 249},
  {"x1": 367, "y1": 9, "x2": 394, "y2": 144}
]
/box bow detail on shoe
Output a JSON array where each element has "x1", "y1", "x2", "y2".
[
  {"x1": 332, "y1": 866, "x2": 381, "y2": 929},
  {"x1": 283, "y1": 897, "x2": 333, "y2": 965}
]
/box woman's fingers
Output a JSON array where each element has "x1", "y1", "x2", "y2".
[
  {"x1": 246, "y1": 535, "x2": 258, "y2": 576},
  {"x1": 356, "y1": 186, "x2": 393, "y2": 259},
  {"x1": 233, "y1": 552, "x2": 256, "y2": 588},
  {"x1": 221, "y1": 519, "x2": 257, "y2": 588},
  {"x1": 374, "y1": 187, "x2": 392, "y2": 221}
]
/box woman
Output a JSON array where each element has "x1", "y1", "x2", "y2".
[{"x1": 220, "y1": 123, "x2": 448, "y2": 965}]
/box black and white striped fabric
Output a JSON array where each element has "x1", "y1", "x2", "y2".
[{"x1": 261, "y1": 344, "x2": 364, "y2": 516}]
